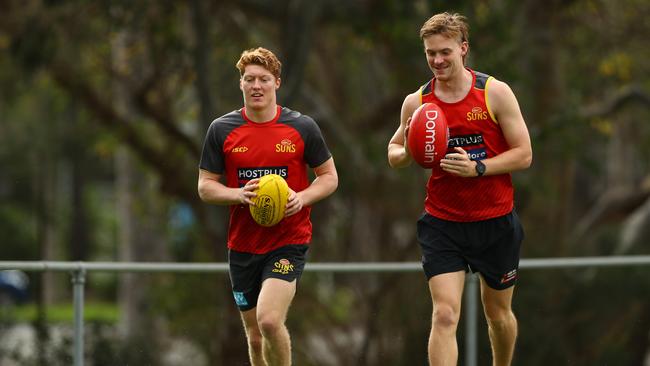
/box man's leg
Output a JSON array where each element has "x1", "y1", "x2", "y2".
[
  {"x1": 256, "y1": 278, "x2": 296, "y2": 366},
  {"x1": 240, "y1": 308, "x2": 265, "y2": 366},
  {"x1": 428, "y1": 270, "x2": 466, "y2": 366},
  {"x1": 480, "y1": 278, "x2": 517, "y2": 366}
]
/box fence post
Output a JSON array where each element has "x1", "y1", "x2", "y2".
[
  {"x1": 464, "y1": 273, "x2": 478, "y2": 366},
  {"x1": 71, "y1": 267, "x2": 86, "y2": 366}
]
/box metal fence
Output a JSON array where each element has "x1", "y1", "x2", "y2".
[{"x1": 2, "y1": 255, "x2": 650, "y2": 366}]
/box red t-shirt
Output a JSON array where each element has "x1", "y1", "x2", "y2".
[
  {"x1": 199, "y1": 106, "x2": 332, "y2": 254},
  {"x1": 421, "y1": 69, "x2": 514, "y2": 221}
]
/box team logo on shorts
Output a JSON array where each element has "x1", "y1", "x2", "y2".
[
  {"x1": 272, "y1": 258, "x2": 295, "y2": 275},
  {"x1": 500, "y1": 269, "x2": 518, "y2": 284},
  {"x1": 233, "y1": 291, "x2": 248, "y2": 306}
]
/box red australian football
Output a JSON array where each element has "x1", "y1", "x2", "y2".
[{"x1": 407, "y1": 102, "x2": 449, "y2": 168}]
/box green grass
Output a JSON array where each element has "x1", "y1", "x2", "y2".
[{"x1": 6, "y1": 302, "x2": 119, "y2": 324}]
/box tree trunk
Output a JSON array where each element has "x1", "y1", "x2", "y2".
[
  {"x1": 34, "y1": 113, "x2": 59, "y2": 366},
  {"x1": 113, "y1": 29, "x2": 169, "y2": 363},
  {"x1": 517, "y1": 0, "x2": 570, "y2": 251},
  {"x1": 34, "y1": 170, "x2": 52, "y2": 366},
  {"x1": 115, "y1": 147, "x2": 139, "y2": 335},
  {"x1": 68, "y1": 104, "x2": 90, "y2": 262},
  {"x1": 190, "y1": 0, "x2": 217, "y2": 133}
]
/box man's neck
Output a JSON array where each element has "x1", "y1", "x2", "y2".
[
  {"x1": 435, "y1": 68, "x2": 472, "y2": 103},
  {"x1": 246, "y1": 104, "x2": 278, "y2": 123}
]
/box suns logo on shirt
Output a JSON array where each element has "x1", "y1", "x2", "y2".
[
  {"x1": 467, "y1": 106, "x2": 489, "y2": 121},
  {"x1": 232, "y1": 146, "x2": 248, "y2": 153},
  {"x1": 275, "y1": 139, "x2": 296, "y2": 153}
]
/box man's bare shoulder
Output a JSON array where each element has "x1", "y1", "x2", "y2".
[
  {"x1": 403, "y1": 89, "x2": 421, "y2": 111},
  {"x1": 487, "y1": 77, "x2": 518, "y2": 109},
  {"x1": 487, "y1": 77, "x2": 511, "y2": 94}
]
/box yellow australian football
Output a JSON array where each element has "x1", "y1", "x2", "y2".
[{"x1": 249, "y1": 174, "x2": 289, "y2": 227}]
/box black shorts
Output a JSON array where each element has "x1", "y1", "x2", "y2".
[
  {"x1": 417, "y1": 210, "x2": 524, "y2": 290},
  {"x1": 228, "y1": 244, "x2": 309, "y2": 311}
]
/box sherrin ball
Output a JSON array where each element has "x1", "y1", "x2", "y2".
[
  {"x1": 407, "y1": 102, "x2": 450, "y2": 168},
  {"x1": 249, "y1": 174, "x2": 289, "y2": 227}
]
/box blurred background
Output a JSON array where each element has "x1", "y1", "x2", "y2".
[{"x1": 1, "y1": 0, "x2": 650, "y2": 365}]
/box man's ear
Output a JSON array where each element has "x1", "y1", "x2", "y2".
[{"x1": 461, "y1": 41, "x2": 469, "y2": 57}]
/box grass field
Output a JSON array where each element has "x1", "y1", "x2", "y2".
[{"x1": 3, "y1": 302, "x2": 118, "y2": 324}]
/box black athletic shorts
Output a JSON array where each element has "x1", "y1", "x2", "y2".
[
  {"x1": 417, "y1": 210, "x2": 524, "y2": 290},
  {"x1": 228, "y1": 244, "x2": 309, "y2": 311}
]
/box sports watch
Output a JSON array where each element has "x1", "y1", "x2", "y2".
[{"x1": 475, "y1": 160, "x2": 486, "y2": 177}]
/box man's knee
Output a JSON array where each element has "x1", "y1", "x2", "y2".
[
  {"x1": 257, "y1": 311, "x2": 285, "y2": 337},
  {"x1": 485, "y1": 310, "x2": 517, "y2": 331},
  {"x1": 482, "y1": 296, "x2": 514, "y2": 321},
  {"x1": 432, "y1": 304, "x2": 460, "y2": 330}
]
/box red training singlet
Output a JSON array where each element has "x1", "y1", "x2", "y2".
[
  {"x1": 199, "y1": 106, "x2": 332, "y2": 254},
  {"x1": 421, "y1": 69, "x2": 514, "y2": 221}
]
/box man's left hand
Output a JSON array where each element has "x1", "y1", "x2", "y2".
[{"x1": 440, "y1": 147, "x2": 477, "y2": 178}]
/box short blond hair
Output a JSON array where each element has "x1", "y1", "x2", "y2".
[
  {"x1": 236, "y1": 47, "x2": 282, "y2": 80},
  {"x1": 420, "y1": 12, "x2": 469, "y2": 44}
]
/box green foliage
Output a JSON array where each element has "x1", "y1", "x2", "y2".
[
  {"x1": 1, "y1": 0, "x2": 650, "y2": 364},
  {"x1": 516, "y1": 267, "x2": 650, "y2": 365},
  {"x1": 0, "y1": 205, "x2": 37, "y2": 260}
]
